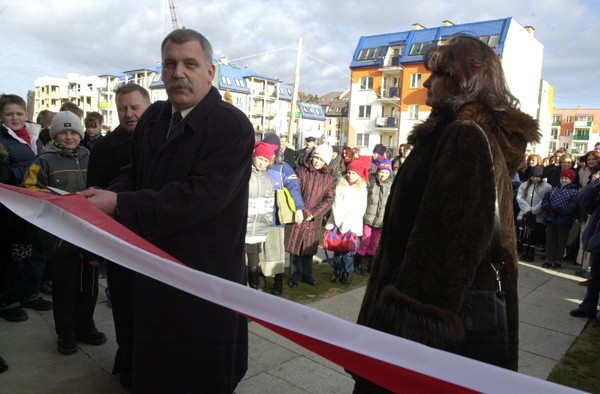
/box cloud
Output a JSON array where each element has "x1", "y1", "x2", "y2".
[{"x1": 1, "y1": 0, "x2": 599, "y2": 108}]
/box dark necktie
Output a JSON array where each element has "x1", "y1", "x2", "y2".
[{"x1": 166, "y1": 111, "x2": 184, "y2": 140}]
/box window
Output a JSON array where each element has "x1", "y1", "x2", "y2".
[
  {"x1": 235, "y1": 79, "x2": 244, "y2": 88},
  {"x1": 356, "y1": 133, "x2": 370, "y2": 147},
  {"x1": 410, "y1": 73, "x2": 422, "y2": 89},
  {"x1": 566, "y1": 116, "x2": 573, "y2": 122},
  {"x1": 220, "y1": 76, "x2": 231, "y2": 85},
  {"x1": 409, "y1": 42, "x2": 429, "y2": 56},
  {"x1": 479, "y1": 34, "x2": 500, "y2": 48},
  {"x1": 552, "y1": 115, "x2": 561, "y2": 123},
  {"x1": 408, "y1": 104, "x2": 420, "y2": 120},
  {"x1": 359, "y1": 76, "x2": 373, "y2": 90},
  {"x1": 565, "y1": 130, "x2": 571, "y2": 136},
  {"x1": 358, "y1": 105, "x2": 371, "y2": 118},
  {"x1": 579, "y1": 115, "x2": 592, "y2": 122},
  {"x1": 357, "y1": 47, "x2": 382, "y2": 61}
]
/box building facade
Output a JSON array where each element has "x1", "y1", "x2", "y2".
[
  {"x1": 347, "y1": 17, "x2": 544, "y2": 154},
  {"x1": 550, "y1": 108, "x2": 600, "y2": 158}
]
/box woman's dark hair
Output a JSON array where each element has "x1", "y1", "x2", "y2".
[{"x1": 424, "y1": 34, "x2": 519, "y2": 112}]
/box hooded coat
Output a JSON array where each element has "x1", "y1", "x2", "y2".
[
  {"x1": 355, "y1": 102, "x2": 539, "y2": 390},
  {"x1": 108, "y1": 87, "x2": 254, "y2": 393}
]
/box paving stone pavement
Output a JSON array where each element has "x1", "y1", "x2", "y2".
[{"x1": 0, "y1": 260, "x2": 591, "y2": 393}]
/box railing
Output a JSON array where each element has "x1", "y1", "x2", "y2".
[
  {"x1": 376, "y1": 116, "x2": 397, "y2": 127},
  {"x1": 380, "y1": 87, "x2": 399, "y2": 98}
]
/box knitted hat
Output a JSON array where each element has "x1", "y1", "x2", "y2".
[
  {"x1": 253, "y1": 142, "x2": 278, "y2": 160},
  {"x1": 530, "y1": 166, "x2": 543, "y2": 177},
  {"x1": 50, "y1": 111, "x2": 84, "y2": 139},
  {"x1": 372, "y1": 144, "x2": 387, "y2": 156},
  {"x1": 347, "y1": 159, "x2": 369, "y2": 181},
  {"x1": 305, "y1": 136, "x2": 316, "y2": 143},
  {"x1": 377, "y1": 158, "x2": 393, "y2": 173},
  {"x1": 312, "y1": 144, "x2": 333, "y2": 165},
  {"x1": 560, "y1": 168, "x2": 576, "y2": 182},
  {"x1": 262, "y1": 133, "x2": 281, "y2": 149}
]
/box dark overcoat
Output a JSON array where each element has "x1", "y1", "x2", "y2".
[
  {"x1": 355, "y1": 103, "x2": 539, "y2": 391},
  {"x1": 285, "y1": 163, "x2": 336, "y2": 256},
  {"x1": 108, "y1": 87, "x2": 254, "y2": 393},
  {"x1": 87, "y1": 126, "x2": 131, "y2": 189}
]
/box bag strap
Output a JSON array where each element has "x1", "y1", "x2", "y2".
[{"x1": 475, "y1": 124, "x2": 505, "y2": 293}]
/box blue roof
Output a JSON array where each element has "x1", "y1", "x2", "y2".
[
  {"x1": 216, "y1": 57, "x2": 252, "y2": 93},
  {"x1": 350, "y1": 17, "x2": 514, "y2": 68},
  {"x1": 278, "y1": 83, "x2": 293, "y2": 102},
  {"x1": 298, "y1": 102, "x2": 325, "y2": 121}
]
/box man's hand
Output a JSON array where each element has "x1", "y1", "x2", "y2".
[{"x1": 78, "y1": 188, "x2": 117, "y2": 216}]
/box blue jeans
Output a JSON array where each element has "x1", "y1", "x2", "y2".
[
  {"x1": 332, "y1": 251, "x2": 355, "y2": 273},
  {"x1": 289, "y1": 254, "x2": 314, "y2": 284}
]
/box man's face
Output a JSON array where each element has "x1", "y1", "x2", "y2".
[
  {"x1": 85, "y1": 120, "x2": 102, "y2": 136},
  {"x1": 162, "y1": 40, "x2": 215, "y2": 111},
  {"x1": 116, "y1": 91, "x2": 150, "y2": 133},
  {"x1": 1, "y1": 103, "x2": 27, "y2": 131},
  {"x1": 279, "y1": 136, "x2": 287, "y2": 148}
]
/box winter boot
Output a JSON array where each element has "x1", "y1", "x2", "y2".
[
  {"x1": 526, "y1": 246, "x2": 535, "y2": 262},
  {"x1": 271, "y1": 273, "x2": 284, "y2": 296},
  {"x1": 330, "y1": 271, "x2": 340, "y2": 283},
  {"x1": 520, "y1": 245, "x2": 530, "y2": 261},
  {"x1": 248, "y1": 267, "x2": 260, "y2": 289},
  {"x1": 340, "y1": 272, "x2": 350, "y2": 285},
  {"x1": 365, "y1": 255, "x2": 373, "y2": 273},
  {"x1": 354, "y1": 255, "x2": 365, "y2": 276}
]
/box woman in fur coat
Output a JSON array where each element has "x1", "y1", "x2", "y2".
[{"x1": 354, "y1": 35, "x2": 539, "y2": 392}]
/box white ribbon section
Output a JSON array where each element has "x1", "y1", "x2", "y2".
[{"x1": 0, "y1": 186, "x2": 579, "y2": 394}]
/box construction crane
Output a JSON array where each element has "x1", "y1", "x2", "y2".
[{"x1": 168, "y1": 0, "x2": 179, "y2": 30}]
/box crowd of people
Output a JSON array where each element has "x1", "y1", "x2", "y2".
[
  {"x1": 514, "y1": 144, "x2": 600, "y2": 327},
  {"x1": 2, "y1": 29, "x2": 600, "y2": 392}
]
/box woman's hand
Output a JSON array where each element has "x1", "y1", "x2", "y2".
[{"x1": 294, "y1": 210, "x2": 304, "y2": 223}]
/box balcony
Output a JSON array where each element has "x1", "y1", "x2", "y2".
[
  {"x1": 378, "y1": 87, "x2": 400, "y2": 100},
  {"x1": 574, "y1": 120, "x2": 593, "y2": 127},
  {"x1": 376, "y1": 116, "x2": 398, "y2": 128},
  {"x1": 573, "y1": 134, "x2": 590, "y2": 141}
]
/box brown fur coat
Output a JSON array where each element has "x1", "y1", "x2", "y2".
[{"x1": 355, "y1": 103, "x2": 539, "y2": 391}]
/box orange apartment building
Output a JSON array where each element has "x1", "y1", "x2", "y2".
[
  {"x1": 347, "y1": 17, "x2": 543, "y2": 154},
  {"x1": 550, "y1": 108, "x2": 600, "y2": 157}
]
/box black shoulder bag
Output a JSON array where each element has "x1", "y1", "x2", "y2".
[{"x1": 458, "y1": 125, "x2": 511, "y2": 369}]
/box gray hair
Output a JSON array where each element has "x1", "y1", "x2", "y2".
[{"x1": 161, "y1": 28, "x2": 213, "y2": 65}]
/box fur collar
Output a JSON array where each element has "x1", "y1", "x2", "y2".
[{"x1": 409, "y1": 102, "x2": 540, "y2": 175}]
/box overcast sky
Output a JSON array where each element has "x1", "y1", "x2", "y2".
[{"x1": 1, "y1": 0, "x2": 599, "y2": 109}]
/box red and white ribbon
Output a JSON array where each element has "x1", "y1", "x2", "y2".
[{"x1": 0, "y1": 184, "x2": 576, "y2": 393}]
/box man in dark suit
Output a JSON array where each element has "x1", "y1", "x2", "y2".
[
  {"x1": 81, "y1": 29, "x2": 253, "y2": 393},
  {"x1": 279, "y1": 134, "x2": 298, "y2": 169},
  {"x1": 85, "y1": 82, "x2": 150, "y2": 389}
]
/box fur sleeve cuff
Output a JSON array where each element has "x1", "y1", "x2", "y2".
[{"x1": 366, "y1": 285, "x2": 464, "y2": 351}]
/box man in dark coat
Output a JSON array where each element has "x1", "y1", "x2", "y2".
[
  {"x1": 82, "y1": 29, "x2": 253, "y2": 393},
  {"x1": 86, "y1": 83, "x2": 150, "y2": 389}
]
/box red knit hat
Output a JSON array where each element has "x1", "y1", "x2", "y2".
[
  {"x1": 347, "y1": 159, "x2": 369, "y2": 181},
  {"x1": 254, "y1": 142, "x2": 278, "y2": 160},
  {"x1": 560, "y1": 169, "x2": 576, "y2": 182}
]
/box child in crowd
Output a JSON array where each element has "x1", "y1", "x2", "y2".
[
  {"x1": 541, "y1": 168, "x2": 579, "y2": 269},
  {"x1": 22, "y1": 111, "x2": 106, "y2": 355},
  {"x1": 285, "y1": 145, "x2": 336, "y2": 288},
  {"x1": 245, "y1": 142, "x2": 277, "y2": 289},
  {"x1": 516, "y1": 166, "x2": 552, "y2": 261},
  {"x1": 354, "y1": 159, "x2": 393, "y2": 274},
  {"x1": 326, "y1": 160, "x2": 368, "y2": 284}
]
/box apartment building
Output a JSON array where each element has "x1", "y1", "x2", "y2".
[
  {"x1": 550, "y1": 108, "x2": 600, "y2": 157},
  {"x1": 34, "y1": 73, "x2": 103, "y2": 121},
  {"x1": 319, "y1": 90, "x2": 349, "y2": 147},
  {"x1": 32, "y1": 57, "x2": 324, "y2": 142},
  {"x1": 347, "y1": 17, "x2": 544, "y2": 153}
]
